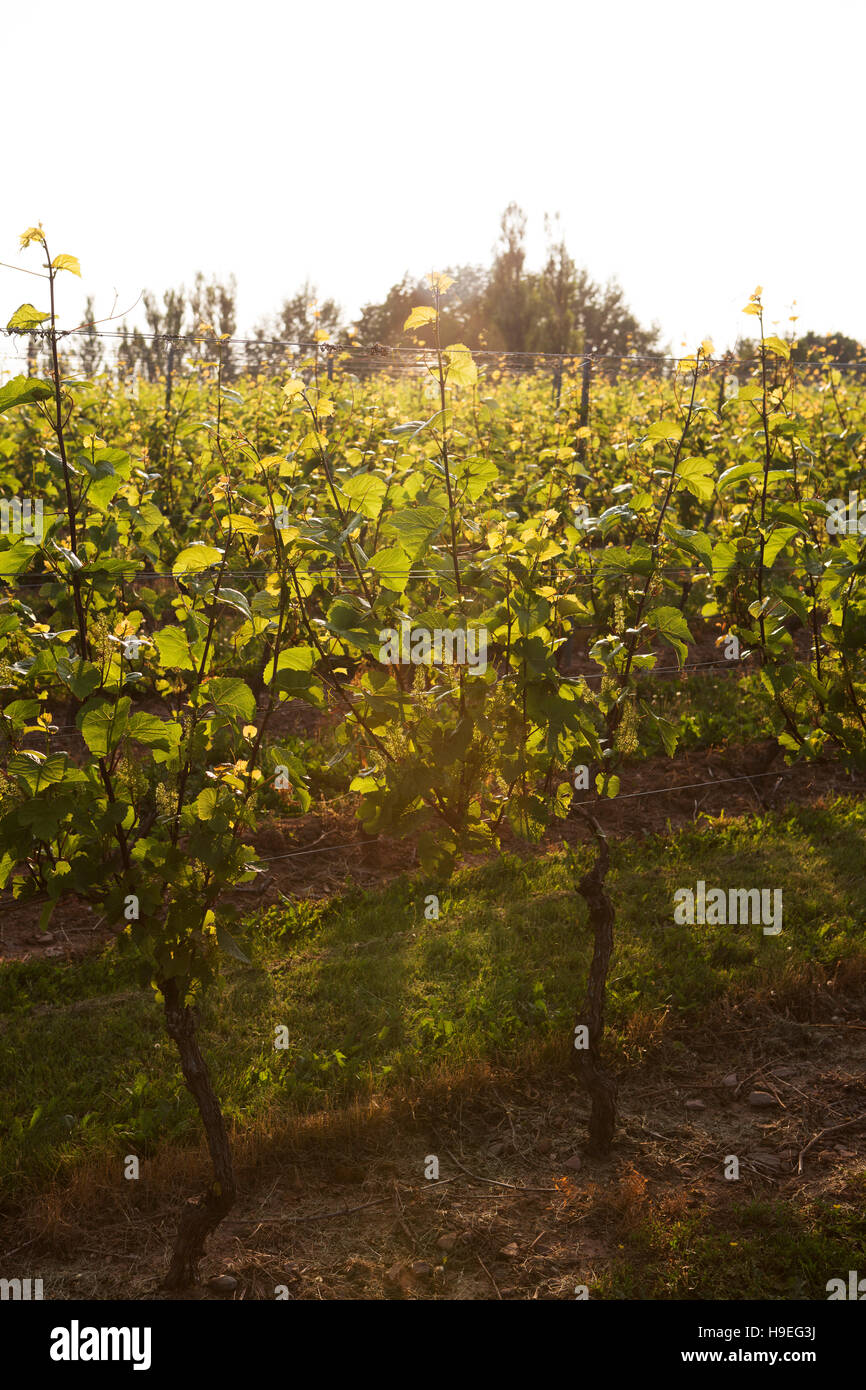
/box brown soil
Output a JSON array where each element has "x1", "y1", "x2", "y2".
[{"x1": 7, "y1": 967, "x2": 865, "y2": 1300}]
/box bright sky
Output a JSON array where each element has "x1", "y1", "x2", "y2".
[{"x1": 3, "y1": 0, "x2": 864, "y2": 355}]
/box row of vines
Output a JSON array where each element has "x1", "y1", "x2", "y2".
[{"x1": 1, "y1": 234, "x2": 864, "y2": 1285}]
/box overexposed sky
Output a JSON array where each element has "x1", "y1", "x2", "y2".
[{"x1": 2, "y1": 0, "x2": 864, "y2": 354}]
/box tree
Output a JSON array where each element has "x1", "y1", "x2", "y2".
[
  {"x1": 572, "y1": 271, "x2": 659, "y2": 357},
  {"x1": 117, "y1": 277, "x2": 238, "y2": 380},
  {"x1": 246, "y1": 282, "x2": 342, "y2": 374},
  {"x1": 189, "y1": 272, "x2": 237, "y2": 341},
  {"x1": 275, "y1": 281, "x2": 341, "y2": 345},
  {"x1": 118, "y1": 286, "x2": 187, "y2": 381},
  {"x1": 351, "y1": 273, "x2": 415, "y2": 348},
  {"x1": 3, "y1": 227, "x2": 309, "y2": 1288},
  {"x1": 537, "y1": 217, "x2": 580, "y2": 355},
  {"x1": 485, "y1": 202, "x2": 537, "y2": 352},
  {"x1": 496, "y1": 208, "x2": 658, "y2": 358},
  {"x1": 73, "y1": 296, "x2": 104, "y2": 379},
  {"x1": 250, "y1": 207, "x2": 655, "y2": 365},
  {"x1": 188, "y1": 273, "x2": 238, "y2": 378},
  {"x1": 352, "y1": 266, "x2": 489, "y2": 349},
  {"x1": 790, "y1": 330, "x2": 864, "y2": 363}
]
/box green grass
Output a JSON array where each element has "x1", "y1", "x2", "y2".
[
  {"x1": 1, "y1": 795, "x2": 864, "y2": 1201},
  {"x1": 595, "y1": 1188, "x2": 866, "y2": 1299},
  {"x1": 636, "y1": 669, "x2": 769, "y2": 758}
]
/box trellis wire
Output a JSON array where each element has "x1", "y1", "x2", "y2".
[{"x1": 2, "y1": 325, "x2": 864, "y2": 370}]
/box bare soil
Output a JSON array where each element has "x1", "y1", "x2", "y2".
[{"x1": 7, "y1": 969, "x2": 865, "y2": 1300}]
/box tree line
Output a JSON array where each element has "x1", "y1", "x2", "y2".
[
  {"x1": 103, "y1": 204, "x2": 661, "y2": 378},
  {"x1": 15, "y1": 203, "x2": 863, "y2": 379}
]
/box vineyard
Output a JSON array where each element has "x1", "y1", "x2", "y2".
[{"x1": 1, "y1": 237, "x2": 865, "y2": 1302}]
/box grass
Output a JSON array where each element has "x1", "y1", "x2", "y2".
[
  {"x1": 594, "y1": 1184, "x2": 866, "y2": 1299},
  {"x1": 638, "y1": 669, "x2": 769, "y2": 758},
  {"x1": 1, "y1": 795, "x2": 865, "y2": 1205}
]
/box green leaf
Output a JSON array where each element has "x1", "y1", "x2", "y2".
[
  {"x1": 507, "y1": 792, "x2": 547, "y2": 843},
  {"x1": 349, "y1": 772, "x2": 381, "y2": 794},
  {"x1": 390, "y1": 419, "x2": 429, "y2": 436},
  {"x1": 211, "y1": 586, "x2": 252, "y2": 619},
  {"x1": 323, "y1": 598, "x2": 378, "y2": 653},
  {"x1": 127, "y1": 712, "x2": 182, "y2": 753},
  {"x1": 369, "y1": 545, "x2": 411, "y2": 593},
  {"x1": 6, "y1": 304, "x2": 50, "y2": 332},
  {"x1": 0, "y1": 851, "x2": 14, "y2": 890},
  {"x1": 766, "y1": 502, "x2": 810, "y2": 531},
  {"x1": 86, "y1": 470, "x2": 123, "y2": 512},
  {"x1": 717, "y1": 462, "x2": 763, "y2": 492},
  {"x1": 327, "y1": 598, "x2": 366, "y2": 632},
  {"x1": 597, "y1": 543, "x2": 653, "y2": 577},
  {"x1": 51, "y1": 542, "x2": 83, "y2": 570},
  {"x1": 594, "y1": 773, "x2": 620, "y2": 798},
  {"x1": 155, "y1": 625, "x2": 197, "y2": 671},
  {"x1": 7, "y1": 752, "x2": 69, "y2": 792},
  {"x1": 675, "y1": 456, "x2": 715, "y2": 503},
  {"x1": 220, "y1": 513, "x2": 260, "y2": 537},
  {"x1": 403, "y1": 306, "x2": 436, "y2": 332},
  {"x1": 216, "y1": 924, "x2": 252, "y2": 965},
  {"x1": 51, "y1": 254, "x2": 81, "y2": 276},
  {"x1": 380, "y1": 505, "x2": 447, "y2": 558},
  {"x1": 78, "y1": 698, "x2": 131, "y2": 756},
  {"x1": 0, "y1": 375, "x2": 54, "y2": 413},
  {"x1": 250, "y1": 589, "x2": 280, "y2": 618},
  {"x1": 711, "y1": 538, "x2": 739, "y2": 581},
  {"x1": 513, "y1": 594, "x2": 550, "y2": 637},
  {"x1": 172, "y1": 544, "x2": 223, "y2": 577},
  {"x1": 641, "y1": 701, "x2": 679, "y2": 757},
  {"x1": 763, "y1": 335, "x2": 790, "y2": 360},
  {"x1": 195, "y1": 787, "x2": 219, "y2": 821},
  {"x1": 645, "y1": 605, "x2": 694, "y2": 668},
  {"x1": 663, "y1": 523, "x2": 714, "y2": 573},
  {"x1": 200, "y1": 677, "x2": 256, "y2": 723},
  {"x1": 762, "y1": 525, "x2": 798, "y2": 569},
  {"x1": 733, "y1": 380, "x2": 762, "y2": 401},
  {"x1": 37, "y1": 900, "x2": 58, "y2": 933},
  {"x1": 2, "y1": 699, "x2": 41, "y2": 729},
  {"x1": 340, "y1": 473, "x2": 388, "y2": 518},
  {"x1": 18, "y1": 796, "x2": 73, "y2": 839},
  {"x1": 56, "y1": 657, "x2": 101, "y2": 701},
  {"x1": 647, "y1": 420, "x2": 682, "y2": 441},
  {"x1": 0, "y1": 539, "x2": 39, "y2": 579},
  {"x1": 456, "y1": 456, "x2": 498, "y2": 501},
  {"x1": 263, "y1": 646, "x2": 317, "y2": 687},
  {"x1": 443, "y1": 343, "x2": 478, "y2": 388}
]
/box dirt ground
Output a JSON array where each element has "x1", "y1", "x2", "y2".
[
  {"x1": 6, "y1": 968, "x2": 866, "y2": 1301},
  {"x1": 3, "y1": 633, "x2": 864, "y2": 1299}
]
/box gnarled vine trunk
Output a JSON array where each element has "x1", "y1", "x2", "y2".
[
  {"x1": 161, "y1": 979, "x2": 236, "y2": 1290},
  {"x1": 571, "y1": 813, "x2": 618, "y2": 1156}
]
